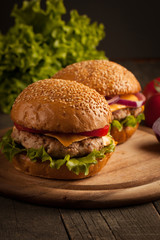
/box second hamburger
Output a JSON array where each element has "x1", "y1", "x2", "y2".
[{"x1": 53, "y1": 60, "x2": 145, "y2": 144}]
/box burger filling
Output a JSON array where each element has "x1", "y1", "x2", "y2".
[
  {"x1": 112, "y1": 107, "x2": 143, "y2": 121},
  {"x1": 108, "y1": 93, "x2": 145, "y2": 131},
  {"x1": 0, "y1": 126, "x2": 116, "y2": 176},
  {"x1": 111, "y1": 107, "x2": 144, "y2": 131},
  {"x1": 11, "y1": 127, "x2": 107, "y2": 158}
]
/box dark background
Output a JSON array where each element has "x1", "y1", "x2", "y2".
[{"x1": 0, "y1": 0, "x2": 160, "y2": 60}]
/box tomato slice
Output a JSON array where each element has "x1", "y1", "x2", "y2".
[
  {"x1": 14, "y1": 123, "x2": 110, "y2": 137},
  {"x1": 14, "y1": 123, "x2": 46, "y2": 134},
  {"x1": 78, "y1": 125, "x2": 110, "y2": 137}
]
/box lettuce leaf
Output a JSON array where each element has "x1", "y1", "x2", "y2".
[
  {"x1": 111, "y1": 120, "x2": 123, "y2": 131},
  {"x1": 0, "y1": 130, "x2": 115, "y2": 176},
  {"x1": 136, "y1": 113, "x2": 145, "y2": 123},
  {"x1": 111, "y1": 113, "x2": 145, "y2": 132},
  {"x1": 0, "y1": 129, "x2": 25, "y2": 161},
  {"x1": 0, "y1": 0, "x2": 106, "y2": 114}
]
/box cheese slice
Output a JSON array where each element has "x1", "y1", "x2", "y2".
[
  {"x1": 45, "y1": 133, "x2": 112, "y2": 147},
  {"x1": 45, "y1": 133, "x2": 89, "y2": 147},
  {"x1": 110, "y1": 104, "x2": 126, "y2": 112},
  {"x1": 110, "y1": 94, "x2": 139, "y2": 112},
  {"x1": 120, "y1": 94, "x2": 139, "y2": 101}
]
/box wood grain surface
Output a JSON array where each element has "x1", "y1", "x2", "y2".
[
  {"x1": 60, "y1": 204, "x2": 160, "y2": 240},
  {"x1": 1, "y1": 60, "x2": 160, "y2": 240},
  {"x1": 0, "y1": 126, "x2": 160, "y2": 208}
]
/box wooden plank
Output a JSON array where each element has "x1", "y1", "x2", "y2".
[
  {"x1": 153, "y1": 200, "x2": 160, "y2": 215},
  {"x1": 0, "y1": 196, "x2": 69, "y2": 240},
  {"x1": 0, "y1": 127, "x2": 160, "y2": 208},
  {"x1": 60, "y1": 209, "x2": 93, "y2": 240},
  {"x1": 100, "y1": 203, "x2": 160, "y2": 240},
  {"x1": 0, "y1": 196, "x2": 20, "y2": 240},
  {"x1": 60, "y1": 209, "x2": 116, "y2": 240}
]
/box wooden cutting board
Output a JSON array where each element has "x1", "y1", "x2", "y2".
[{"x1": 0, "y1": 126, "x2": 160, "y2": 208}]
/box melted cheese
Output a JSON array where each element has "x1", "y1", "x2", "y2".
[
  {"x1": 141, "y1": 105, "x2": 145, "y2": 112},
  {"x1": 102, "y1": 135, "x2": 111, "y2": 146},
  {"x1": 45, "y1": 133, "x2": 112, "y2": 147},
  {"x1": 45, "y1": 133, "x2": 89, "y2": 147},
  {"x1": 120, "y1": 94, "x2": 139, "y2": 101},
  {"x1": 110, "y1": 94, "x2": 139, "y2": 112},
  {"x1": 110, "y1": 104, "x2": 126, "y2": 112}
]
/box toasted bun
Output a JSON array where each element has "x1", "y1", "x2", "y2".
[
  {"x1": 12, "y1": 152, "x2": 113, "y2": 180},
  {"x1": 110, "y1": 123, "x2": 139, "y2": 144},
  {"x1": 11, "y1": 79, "x2": 111, "y2": 133},
  {"x1": 53, "y1": 60, "x2": 141, "y2": 96}
]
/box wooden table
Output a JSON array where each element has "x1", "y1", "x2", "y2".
[{"x1": 0, "y1": 60, "x2": 160, "y2": 240}]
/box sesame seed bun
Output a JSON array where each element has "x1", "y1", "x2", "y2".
[
  {"x1": 12, "y1": 152, "x2": 113, "y2": 180},
  {"x1": 11, "y1": 79, "x2": 111, "y2": 133},
  {"x1": 53, "y1": 60, "x2": 141, "y2": 96}
]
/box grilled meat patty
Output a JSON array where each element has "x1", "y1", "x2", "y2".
[
  {"x1": 112, "y1": 107, "x2": 143, "y2": 121},
  {"x1": 11, "y1": 127, "x2": 105, "y2": 159}
]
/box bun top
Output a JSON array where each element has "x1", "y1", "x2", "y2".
[
  {"x1": 11, "y1": 79, "x2": 111, "y2": 133},
  {"x1": 53, "y1": 60, "x2": 141, "y2": 96}
]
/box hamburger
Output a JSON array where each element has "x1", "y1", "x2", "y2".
[
  {"x1": 0, "y1": 79, "x2": 116, "y2": 179},
  {"x1": 53, "y1": 60, "x2": 145, "y2": 144}
]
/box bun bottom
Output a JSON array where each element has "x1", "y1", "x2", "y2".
[
  {"x1": 12, "y1": 152, "x2": 113, "y2": 180},
  {"x1": 110, "y1": 123, "x2": 139, "y2": 144}
]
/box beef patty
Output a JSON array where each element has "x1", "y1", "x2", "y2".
[
  {"x1": 11, "y1": 127, "x2": 105, "y2": 159},
  {"x1": 112, "y1": 107, "x2": 143, "y2": 121}
]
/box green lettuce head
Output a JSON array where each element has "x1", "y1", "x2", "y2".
[{"x1": 0, "y1": 0, "x2": 107, "y2": 113}]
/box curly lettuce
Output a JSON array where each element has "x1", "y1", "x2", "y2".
[
  {"x1": 0, "y1": 0, "x2": 106, "y2": 113},
  {"x1": 0, "y1": 130, "x2": 115, "y2": 176},
  {"x1": 111, "y1": 113, "x2": 145, "y2": 132}
]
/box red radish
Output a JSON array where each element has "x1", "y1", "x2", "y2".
[
  {"x1": 144, "y1": 93, "x2": 160, "y2": 127},
  {"x1": 143, "y1": 77, "x2": 160, "y2": 101},
  {"x1": 152, "y1": 118, "x2": 160, "y2": 142}
]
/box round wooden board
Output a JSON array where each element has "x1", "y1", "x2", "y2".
[{"x1": 0, "y1": 126, "x2": 160, "y2": 208}]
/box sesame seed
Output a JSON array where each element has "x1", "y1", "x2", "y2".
[
  {"x1": 53, "y1": 60, "x2": 141, "y2": 96},
  {"x1": 13, "y1": 78, "x2": 111, "y2": 120}
]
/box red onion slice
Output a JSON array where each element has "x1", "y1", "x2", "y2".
[
  {"x1": 152, "y1": 117, "x2": 160, "y2": 142},
  {"x1": 117, "y1": 92, "x2": 146, "y2": 108},
  {"x1": 135, "y1": 92, "x2": 146, "y2": 102},
  {"x1": 105, "y1": 95, "x2": 120, "y2": 105},
  {"x1": 105, "y1": 93, "x2": 145, "y2": 107}
]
